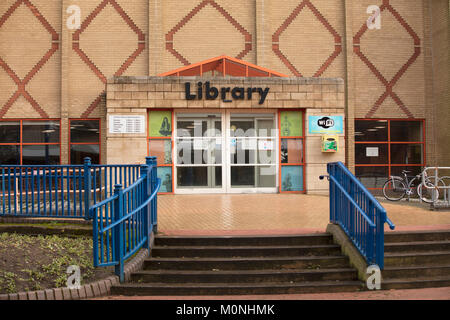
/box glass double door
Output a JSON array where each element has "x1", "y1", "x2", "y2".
[{"x1": 174, "y1": 111, "x2": 277, "y2": 193}]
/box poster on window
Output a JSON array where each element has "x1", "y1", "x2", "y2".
[
  {"x1": 148, "y1": 111, "x2": 172, "y2": 137},
  {"x1": 109, "y1": 115, "x2": 145, "y2": 134},
  {"x1": 280, "y1": 111, "x2": 303, "y2": 137},
  {"x1": 281, "y1": 166, "x2": 303, "y2": 192},
  {"x1": 157, "y1": 166, "x2": 172, "y2": 193}
]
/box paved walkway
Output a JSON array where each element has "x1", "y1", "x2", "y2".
[
  {"x1": 158, "y1": 194, "x2": 450, "y2": 235},
  {"x1": 98, "y1": 286, "x2": 450, "y2": 300}
]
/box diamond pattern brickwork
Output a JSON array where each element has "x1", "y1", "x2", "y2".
[{"x1": 0, "y1": 0, "x2": 60, "y2": 118}]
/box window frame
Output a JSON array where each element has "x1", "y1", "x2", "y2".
[
  {"x1": 355, "y1": 118, "x2": 426, "y2": 190},
  {"x1": 0, "y1": 119, "x2": 61, "y2": 165},
  {"x1": 147, "y1": 109, "x2": 174, "y2": 194},
  {"x1": 278, "y1": 109, "x2": 306, "y2": 194},
  {"x1": 69, "y1": 118, "x2": 101, "y2": 165}
]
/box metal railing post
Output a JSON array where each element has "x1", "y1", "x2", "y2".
[
  {"x1": 83, "y1": 157, "x2": 92, "y2": 220},
  {"x1": 113, "y1": 184, "x2": 124, "y2": 282},
  {"x1": 140, "y1": 164, "x2": 150, "y2": 250}
]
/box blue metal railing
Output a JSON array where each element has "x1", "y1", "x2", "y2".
[
  {"x1": 0, "y1": 158, "x2": 140, "y2": 219},
  {"x1": 324, "y1": 162, "x2": 395, "y2": 269},
  {"x1": 90, "y1": 157, "x2": 160, "y2": 282}
]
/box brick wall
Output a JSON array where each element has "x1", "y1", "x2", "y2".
[
  {"x1": 0, "y1": 0, "x2": 448, "y2": 167},
  {"x1": 430, "y1": 0, "x2": 450, "y2": 166}
]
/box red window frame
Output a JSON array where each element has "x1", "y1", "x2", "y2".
[
  {"x1": 68, "y1": 118, "x2": 101, "y2": 164},
  {"x1": 147, "y1": 109, "x2": 174, "y2": 194},
  {"x1": 355, "y1": 118, "x2": 426, "y2": 190},
  {"x1": 0, "y1": 119, "x2": 61, "y2": 165},
  {"x1": 278, "y1": 109, "x2": 306, "y2": 193}
]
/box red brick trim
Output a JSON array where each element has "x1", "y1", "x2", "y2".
[
  {"x1": 72, "y1": 0, "x2": 146, "y2": 118},
  {"x1": 165, "y1": 0, "x2": 252, "y2": 66},
  {"x1": 353, "y1": 0, "x2": 420, "y2": 118},
  {"x1": 272, "y1": 0, "x2": 342, "y2": 77},
  {"x1": 0, "y1": 0, "x2": 60, "y2": 118}
]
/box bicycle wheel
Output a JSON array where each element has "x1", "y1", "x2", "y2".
[
  {"x1": 383, "y1": 178, "x2": 407, "y2": 201},
  {"x1": 417, "y1": 176, "x2": 442, "y2": 203}
]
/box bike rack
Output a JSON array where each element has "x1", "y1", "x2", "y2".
[{"x1": 421, "y1": 167, "x2": 450, "y2": 210}]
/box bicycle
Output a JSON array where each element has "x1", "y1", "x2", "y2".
[{"x1": 382, "y1": 169, "x2": 444, "y2": 203}]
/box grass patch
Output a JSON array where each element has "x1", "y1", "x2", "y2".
[{"x1": 0, "y1": 232, "x2": 113, "y2": 294}]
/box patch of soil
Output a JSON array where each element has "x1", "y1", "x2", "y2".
[{"x1": 0, "y1": 232, "x2": 114, "y2": 294}]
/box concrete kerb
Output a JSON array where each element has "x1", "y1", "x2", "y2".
[
  {"x1": 0, "y1": 221, "x2": 154, "y2": 300},
  {"x1": 326, "y1": 223, "x2": 369, "y2": 282}
]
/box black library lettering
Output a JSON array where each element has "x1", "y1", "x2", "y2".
[{"x1": 185, "y1": 81, "x2": 270, "y2": 105}]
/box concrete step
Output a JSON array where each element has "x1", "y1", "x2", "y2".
[
  {"x1": 130, "y1": 268, "x2": 358, "y2": 284},
  {"x1": 384, "y1": 241, "x2": 450, "y2": 253},
  {"x1": 151, "y1": 244, "x2": 342, "y2": 258},
  {"x1": 384, "y1": 251, "x2": 450, "y2": 267},
  {"x1": 110, "y1": 280, "x2": 364, "y2": 296},
  {"x1": 154, "y1": 234, "x2": 334, "y2": 247},
  {"x1": 385, "y1": 230, "x2": 450, "y2": 243},
  {"x1": 144, "y1": 255, "x2": 351, "y2": 271},
  {"x1": 381, "y1": 276, "x2": 450, "y2": 290},
  {"x1": 382, "y1": 265, "x2": 450, "y2": 279}
]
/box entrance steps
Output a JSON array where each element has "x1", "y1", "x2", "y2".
[
  {"x1": 110, "y1": 230, "x2": 450, "y2": 296},
  {"x1": 110, "y1": 233, "x2": 364, "y2": 296},
  {"x1": 381, "y1": 230, "x2": 450, "y2": 290}
]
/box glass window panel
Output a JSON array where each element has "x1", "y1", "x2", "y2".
[
  {"x1": 230, "y1": 120, "x2": 255, "y2": 137},
  {"x1": 0, "y1": 121, "x2": 19, "y2": 143},
  {"x1": 149, "y1": 111, "x2": 172, "y2": 137},
  {"x1": 355, "y1": 166, "x2": 389, "y2": 189},
  {"x1": 390, "y1": 121, "x2": 423, "y2": 142},
  {"x1": 231, "y1": 166, "x2": 255, "y2": 187},
  {"x1": 70, "y1": 144, "x2": 99, "y2": 164},
  {"x1": 281, "y1": 166, "x2": 303, "y2": 191},
  {"x1": 70, "y1": 120, "x2": 100, "y2": 143},
  {"x1": 390, "y1": 144, "x2": 423, "y2": 164},
  {"x1": 390, "y1": 166, "x2": 422, "y2": 182},
  {"x1": 23, "y1": 145, "x2": 60, "y2": 165},
  {"x1": 177, "y1": 120, "x2": 207, "y2": 137},
  {"x1": 177, "y1": 139, "x2": 221, "y2": 165},
  {"x1": 230, "y1": 139, "x2": 255, "y2": 164},
  {"x1": 0, "y1": 145, "x2": 20, "y2": 164},
  {"x1": 177, "y1": 167, "x2": 208, "y2": 187},
  {"x1": 215, "y1": 167, "x2": 222, "y2": 187},
  {"x1": 281, "y1": 139, "x2": 303, "y2": 164},
  {"x1": 149, "y1": 139, "x2": 172, "y2": 165},
  {"x1": 355, "y1": 144, "x2": 389, "y2": 164},
  {"x1": 355, "y1": 120, "x2": 388, "y2": 141},
  {"x1": 257, "y1": 119, "x2": 275, "y2": 137},
  {"x1": 257, "y1": 139, "x2": 275, "y2": 165},
  {"x1": 257, "y1": 166, "x2": 276, "y2": 188},
  {"x1": 280, "y1": 111, "x2": 302, "y2": 137},
  {"x1": 158, "y1": 166, "x2": 173, "y2": 193},
  {"x1": 177, "y1": 139, "x2": 204, "y2": 165},
  {"x1": 22, "y1": 121, "x2": 60, "y2": 143}
]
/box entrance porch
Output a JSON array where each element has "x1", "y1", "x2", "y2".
[{"x1": 157, "y1": 194, "x2": 450, "y2": 235}]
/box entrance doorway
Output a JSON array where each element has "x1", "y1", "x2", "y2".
[{"x1": 174, "y1": 110, "x2": 278, "y2": 194}]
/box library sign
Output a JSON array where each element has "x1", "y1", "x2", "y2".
[{"x1": 185, "y1": 81, "x2": 270, "y2": 105}]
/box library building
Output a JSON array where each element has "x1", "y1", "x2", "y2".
[{"x1": 0, "y1": 0, "x2": 448, "y2": 195}]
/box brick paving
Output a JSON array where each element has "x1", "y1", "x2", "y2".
[
  {"x1": 97, "y1": 286, "x2": 450, "y2": 300},
  {"x1": 158, "y1": 194, "x2": 450, "y2": 235}
]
